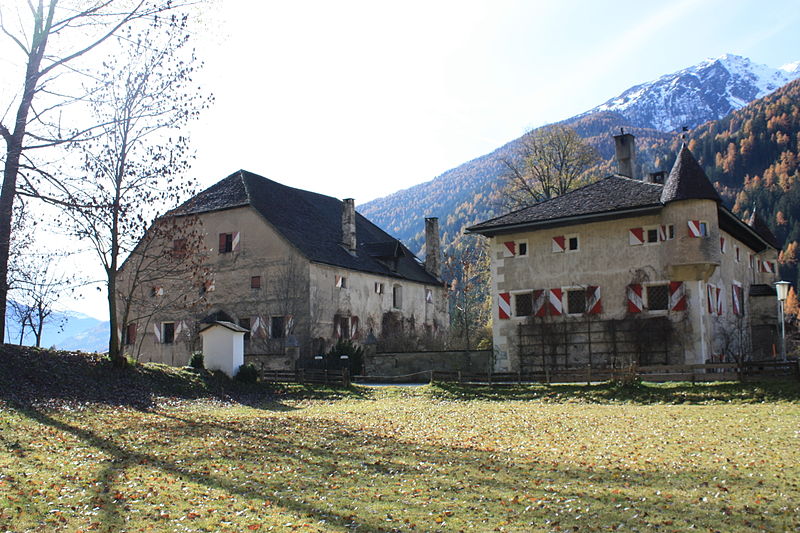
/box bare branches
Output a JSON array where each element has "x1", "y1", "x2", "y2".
[{"x1": 499, "y1": 124, "x2": 599, "y2": 211}]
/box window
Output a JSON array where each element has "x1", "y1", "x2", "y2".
[
  {"x1": 646, "y1": 228, "x2": 659, "y2": 244},
  {"x1": 375, "y1": 282, "x2": 384, "y2": 294},
  {"x1": 162, "y1": 322, "x2": 175, "y2": 344},
  {"x1": 251, "y1": 276, "x2": 261, "y2": 289},
  {"x1": 393, "y1": 285, "x2": 403, "y2": 309},
  {"x1": 123, "y1": 323, "x2": 137, "y2": 346},
  {"x1": 567, "y1": 234, "x2": 579, "y2": 251},
  {"x1": 239, "y1": 317, "x2": 251, "y2": 341},
  {"x1": 150, "y1": 286, "x2": 163, "y2": 297},
  {"x1": 335, "y1": 275, "x2": 347, "y2": 289},
  {"x1": 735, "y1": 246, "x2": 740, "y2": 262},
  {"x1": 270, "y1": 316, "x2": 285, "y2": 339},
  {"x1": 515, "y1": 292, "x2": 532, "y2": 317},
  {"x1": 172, "y1": 238, "x2": 187, "y2": 257},
  {"x1": 646, "y1": 284, "x2": 669, "y2": 311},
  {"x1": 700, "y1": 222, "x2": 708, "y2": 236},
  {"x1": 749, "y1": 254, "x2": 754, "y2": 269},
  {"x1": 218, "y1": 232, "x2": 234, "y2": 253},
  {"x1": 335, "y1": 315, "x2": 350, "y2": 340},
  {"x1": 518, "y1": 241, "x2": 528, "y2": 257},
  {"x1": 666, "y1": 225, "x2": 675, "y2": 240},
  {"x1": 566, "y1": 289, "x2": 586, "y2": 314}
]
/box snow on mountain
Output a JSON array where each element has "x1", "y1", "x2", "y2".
[{"x1": 587, "y1": 54, "x2": 800, "y2": 131}]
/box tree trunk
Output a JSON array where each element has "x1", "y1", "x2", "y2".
[{"x1": 107, "y1": 267, "x2": 125, "y2": 367}]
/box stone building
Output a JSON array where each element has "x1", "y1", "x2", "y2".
[
  {"x1": 467, "y1": 135, "x2": 780, "y2": 372},
  {"x1": 119, "y1": 170, "x2": 448, "y2": 368}
]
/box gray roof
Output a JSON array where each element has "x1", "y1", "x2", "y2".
[
  {"x1": 467, "y1": 175, "x2": 664, "y2": 235},
  {"x1": 660, "y1": 144, "x2": 722, "y2": 204},
  {"x1": 176, "y1": 170, "x2": 441, "y2": 285}
]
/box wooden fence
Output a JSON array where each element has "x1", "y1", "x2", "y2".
[{"x1": 256, "y1": 361, "x2": 798, "y2": 386}]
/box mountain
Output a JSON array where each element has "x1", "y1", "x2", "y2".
[
  {"x1": 584, "y1": 54, "x2": 800, "y2": 131},
  {"x1": 5, "y1": 303, "x2": 108, "y2": 352},
  {"x1": 359, "y1": 54, "x2": 800, "y2": 259}
]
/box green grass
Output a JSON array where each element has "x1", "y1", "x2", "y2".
[{"x1": 2, "y1": 381, "x2": 799, "y2": 532}]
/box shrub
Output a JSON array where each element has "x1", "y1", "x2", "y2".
[
  {"x1": 235, "y1": 363, "x2": 258, "y2": 383},
  {"x1": 327, "y1": 339, "x2": 364, "y2": 374},
  {"x1": 189, "y1": 351, "x2": 204, "y2": 369}
]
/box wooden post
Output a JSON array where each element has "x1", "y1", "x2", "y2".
[
  {"x1": 429, "y1": 370, "x2": 434, "y2": 384},
  {"x1": 458, "y1": 370, "x2": 462, "y2": 384},
  {"x1": 342, "y1": 368, "x2": 350, "y2": 387},
  {"x1": 587, "y1": 363, "x2": 591, "y2": 386}
]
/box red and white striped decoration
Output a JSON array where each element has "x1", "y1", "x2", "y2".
[
  {"x1": 503, "y1": 241, "x2": 516, "y2": 257},
  {"x1": 232, "y1": 231, "x2": 241, "y2": 252},
  {"x1": 759, "y1": 260, "x2": 775, "y2": 273},
  {"x1": 716, "y1": 286, "x2": 724, "y2": 315},
  {"x1": 732, "y1": 283, "x2": 743, "y2": 315},
  {"x1": 349, "y1": 316, "x2": 359, "y2": 339},
  {"x1": 532, "y1": 289, "x2": 547, "y2": 317},
  {"x1": 688, "y1": 220, "x2": 703, "y2": 237},
  {"x1": 627, "y1": 284, "x2": 643, "y2": 313},
  {"x1": 498, "y1": 292, "x2": 511, "y2": 319},
  {"x1": 629, "y1": 227, "x2": 644, "y2": 245},
  {"x1": 658, "y1": 225, "x2": 667, "y2": 242},
  {"x1": 586, "y1": 286, "x2": 602, "y2": 314},
  {"x1": 548, "y1": 288, "x2": 563, "y2": 315},
  {"x1": 669, "y1": 281, "x2": 686, "y2": 311},
  {"x1": 552, "y1": 236, "x2": 565, "y2": 253}
]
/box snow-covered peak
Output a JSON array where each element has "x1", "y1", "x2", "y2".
[{"x1": 587, "y1": 54, "x2": 800, "y2": 131}]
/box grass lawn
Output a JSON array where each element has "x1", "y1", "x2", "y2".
[{"x1": 1, "y1": 381, "x2": 799, "y2": 532}]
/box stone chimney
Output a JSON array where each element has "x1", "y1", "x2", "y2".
[
  {"x1": 341, "y1": 198, "x2": 357, "y2": 253},
  {"x1": 613, "y1": 131, "x2": 636, "y2": 178},
  {"x1": 425, "y1": 217, "x2": 441, "y2": 278}
]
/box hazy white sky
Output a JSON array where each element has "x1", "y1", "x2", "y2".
[
  {"x1": 188, "y1": 0, "x2": 800, "y2": 203},
  {"x1": 2, "y1": 0, "x2": 800, "y2": 320}
]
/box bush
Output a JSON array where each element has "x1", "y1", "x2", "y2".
[
  {"x1": 235, "y1": 363, "x2": 258, "y2": 383},
  {"x1": 327, "y1": 339, "x2": 364, "y2": 374},
  {"x1": 189, "y1": 351, "x2": 204, "y2": 369}
]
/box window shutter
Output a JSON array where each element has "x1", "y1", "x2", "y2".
[
  {"x1": 503, "y1": 241, "x2": 516, "y2": 257},
  {"x1": 498, "y1": 292, "x2": 511, "y2": 320},
  {"x1": 335, "y1": 275, "x2": 343, "y2": 288},
  {"x1": 732, "y1": 284, "x2": 742, "y2": 315},
  {"x1": 266, "y1": 315, "x2": 273, "y2": 338},
  {"x1": 720, "y1": 237, "x2": 726, "y2": 253},
  {"x1": 716, "y1": 286, "x2": 724, "y2": 315},
  {"x1": 232, "y1": 231, "x2": 241, "y2": 252},
  {"x1": 425, "y1": 288, "x2": 433, "y2": 303},
  {"x1": 629, "y1": 228, "x2": 644, "y2": 245},
  {"x1": 658, "y1": 225, "x2": 667, "y2": 242},
  {"x1": 551, "y1": 236, "x2": 565, "y2": 253},
  {"x1": 175, "y1": 320, "x2": 184, "y2": 338},
  {"x1": 153, "y1": 323, "x2": 162, "y2": 343},
  {"x1": 218, "y1": 233, "x2": 227, "y2": 253},
  {"x1": 350, "y1": 316, "x2": 359, "y2": 339},
  {"x1": 626, "y1": 284, "x2": 643, "y2": 313},
  {"x1": 688, "y1": 220, "x2": 702, "y2": 237},
  {"x1": 586, "y1": 286, "x2": 602, "y2": 314},
  {"x1": 285, "y1": 315, "x2": 294, "y2": 336},
  {"x1": 707, "y1": 284, "x2": 715, "y2": 313},
  {"x1": 669, "y1": 281, "x2": 686, "y2": 311},
  {"x1": 548, "y1": 288, "x2": 563, "y2": 316},
  {"x1": 128, "y1": 324, "x2": 137, "y2": 345}
]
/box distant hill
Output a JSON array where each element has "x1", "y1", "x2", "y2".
[
  {"x1": 359, "y1": 54, "x2": 800, "y2": 260},
  {"x1": 5, "y1": 303, "x2": 108, "y2": 352}
]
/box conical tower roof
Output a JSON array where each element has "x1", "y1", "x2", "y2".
[
  {"x1": 660, "y1": 144, "x2": 722, "y2": 204},
  {"x1": 748, "y1": 206, "x2": 780, "y2": 249}
]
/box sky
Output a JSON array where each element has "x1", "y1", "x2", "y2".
[{"x1": 2, "y1": 0, "x2": 800, "y2": 321}]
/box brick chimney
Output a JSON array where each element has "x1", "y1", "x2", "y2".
[
  {"x1": 425, "y1": 217, "x2": 441, "y2": 278},
  {"x1": 341, "y1": 198, "x2": 357, "y2": 253},
  {"x1": 613, "y1": 131, "x2": 636, "y2": 178}
]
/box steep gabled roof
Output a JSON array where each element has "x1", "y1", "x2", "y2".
[
  {"x1": 175, "y1": 170, "x2": 440, "y2": 285},
  {"x1": 660, "y1": 144, "x2": 722, "y2": 204},
  {"x1": 466, "y1": 175, "x2": 663, "y2": 235}
]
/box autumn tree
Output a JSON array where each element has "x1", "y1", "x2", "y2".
[
  {"x1": 50, "y1": 11, "x2": 211, "y2": 365},
  {"x1": 0, "y1": 0, "x2": 187, "y2": 344},
  {"x1": 499, "y1": 124, "x2": 599, "y2": 210}
]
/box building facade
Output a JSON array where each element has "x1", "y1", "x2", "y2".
[
  {"x1": 118, "y1": 170, "x2": 448, "y2": 368},
  {"x1": 468, "y1": 136, "x2": 779, "y2": 372}
]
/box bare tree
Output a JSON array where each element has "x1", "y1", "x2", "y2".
[
  {"x1": 0, "y1": 0, "x2": 190, "y2": 345},
  {"x1": 499, "y1": 124, "x2": 599, "y2": 210},
  {"x1": 250, "y1": 255, "x2": 308, "y2": 355},
  {"x1": 443, "y1": 234, "x2": 491, "y2": 350},
  {"x1": 9, "y1": 257, "x2": 71, "y2": 347},
  {"x1": 47, "y1": 11, "x2": 211, "y2": 365}
]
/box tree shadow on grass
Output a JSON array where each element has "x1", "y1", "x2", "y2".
[{"x1": 6, "y1": 403, "x2": 798, "y2": 532}]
